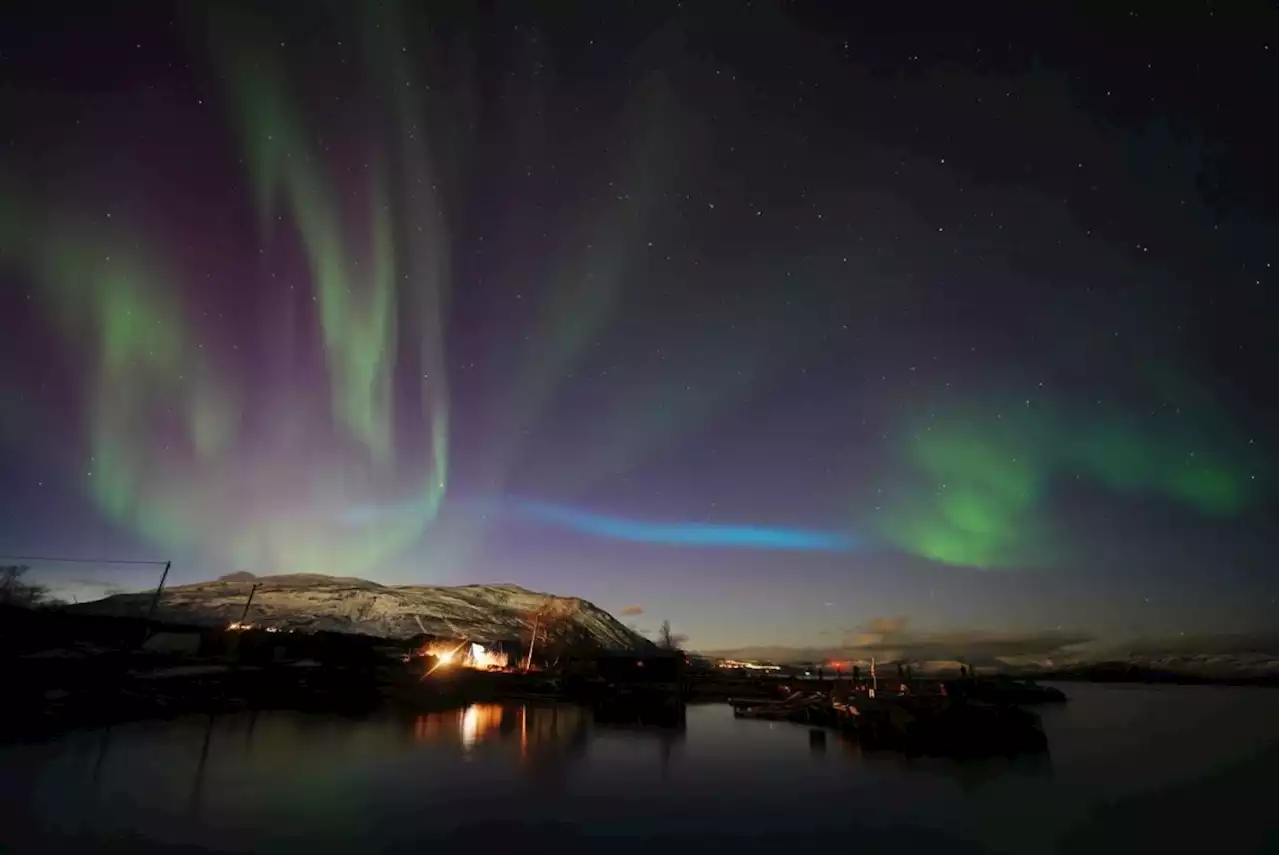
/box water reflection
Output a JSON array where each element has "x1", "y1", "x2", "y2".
[
  {"x1": 823, "y1": 723, "x2": 1053, "y2": 788},
  {"x1": 187, "y1": 714, "x2": 216, "y2": 817},
  {"x1": 411, "y1": 703, "x2": 593, "y2": 756},
  {"x1": 592, "y1": 705, "x2": 688, "y2": 780},
  {"x1": 461, "y1": 702, "x2": 500, "y2": 747},
  {"x1": 3, "y1": 686, "x2": 1271, "y2": 853},
  {"x1": 57, "y1": 699, "x2": 1050, "y2": 828},
  {"x1": 408, "y1": 702, "x2": 597, "y2": 795}
]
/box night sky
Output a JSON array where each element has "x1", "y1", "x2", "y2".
[{"x1": 0, "y1": 1, "x2": 1274, "y2": 653}]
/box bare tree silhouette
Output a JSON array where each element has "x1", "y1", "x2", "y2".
[
  {"x1": 657, "y1": 620, "x2": 687, "y2": 651},
  {"x1": 0, "y1": 565, "x2": 56, "y2": 607},
  {"x1": 521, "y1": 598, "x2": 581, "y2": 669}
]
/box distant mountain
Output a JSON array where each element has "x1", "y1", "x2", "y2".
[
  {"x1": 67, "y1": 573, "x2": 651, "y2": 650},
  {"x1": 1028, "y1": 651, "x2": 1277, "y2": 684},
  {"x1": 700, "y1": 630, "x2": 1277, "y2": 683},
  {"x1": 1024, "y1": 660, "x2": 1276, "y2": 686}
]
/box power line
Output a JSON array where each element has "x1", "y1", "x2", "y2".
[{"x1": 0, "y1": 554, "x2": 169, "y2": 566}]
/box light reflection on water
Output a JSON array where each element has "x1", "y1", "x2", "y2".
[
  {"x1": 0, "y1": 685, "x2": 1274, "y2": 854},
  {"x1": 411, "y1": 702, "x2": 594, "y2": 763}
]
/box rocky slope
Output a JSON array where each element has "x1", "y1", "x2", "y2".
[{"x1": 68, "y1": 573, "x2": 651, "y2": 650}]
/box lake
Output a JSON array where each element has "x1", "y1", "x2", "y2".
[{"x1": 0, "y1": 683, "x2": 1274, "y2": 854}]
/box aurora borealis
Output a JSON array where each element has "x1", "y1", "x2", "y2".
[
  {"x1": 0, "y1": 1, "x2": 1273, "y2": 650},
  {"x1": 510, "y1": 501, "x2": 857, "y2": 552}
]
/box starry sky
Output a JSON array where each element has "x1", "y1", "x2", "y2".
[{"x1": 0, "y1": 1, "x2": 1274, "y2": 652}]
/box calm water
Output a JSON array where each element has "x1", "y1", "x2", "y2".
[{"x1": 0, "y1": 683, "x2": 1274, "y2": 854}]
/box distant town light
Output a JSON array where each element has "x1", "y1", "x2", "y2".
[{"x1": 716, "y1": 658, "x2": 781, "y2": 671}]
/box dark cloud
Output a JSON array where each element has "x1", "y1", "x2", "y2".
[
  {"x1": 842, "y1": 615, "x2": 911, "y2": 647},
  {"x1": 863, "y1": 616, "x2": 908, "y2": 636}
]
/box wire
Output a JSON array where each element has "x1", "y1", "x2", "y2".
[{"x1": 0, "y1": 554, "x2": 169, "y2": 566}]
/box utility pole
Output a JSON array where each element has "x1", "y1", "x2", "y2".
[
  {"x1": 523, "y1": 610, "x2": 541, "y2": 672},
  {"x1": 145, "y1": 561, "x2": 171, "y2": 623},
  {"x1": 238, "y1": 583, "x2": 261, "y2": 625}
]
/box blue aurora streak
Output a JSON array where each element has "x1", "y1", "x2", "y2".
[{"x1": 511, "y1": 501, "x2": 857, "y2": 552}]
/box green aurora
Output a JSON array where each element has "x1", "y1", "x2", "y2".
[
  {"x1": 0, "y1": 6, "x2": 452, "y2": 578},
  {"x1": 877, "y1": 399, "x2": 1263, "y2": 568},
  {"x1": 0, "y1": 4, "x2": 1268, "y2": 586}
]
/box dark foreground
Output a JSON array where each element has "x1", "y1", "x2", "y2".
[{"x1": 0, "y1": 683, "x2": 1274, "y2": 855}]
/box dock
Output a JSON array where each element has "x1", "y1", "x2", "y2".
[{"x1": 730, "y1": 683, "x2": 1050, "y2": 756}]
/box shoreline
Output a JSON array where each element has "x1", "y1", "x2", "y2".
[{"x1": 9, "y1": 662, "x2": 1274, "y2": 744}]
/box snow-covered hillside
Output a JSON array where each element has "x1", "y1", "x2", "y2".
[{"x1": 69, "y1": 573, "x2": 651, "y2": 650}]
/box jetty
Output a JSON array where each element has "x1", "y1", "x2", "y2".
[{"x1": 729, "y1": 679, "x2": 1051, "y2": 756}]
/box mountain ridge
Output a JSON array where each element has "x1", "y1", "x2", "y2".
[{"x1": 67, "y1": 572, "x2": 652, "y2": 650}]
